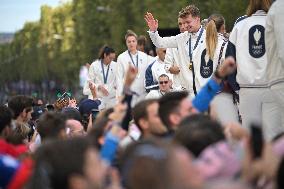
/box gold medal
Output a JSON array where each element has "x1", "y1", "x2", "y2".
[{"x1": 189, "y1": 61, "x2": 193, "y2": 70}]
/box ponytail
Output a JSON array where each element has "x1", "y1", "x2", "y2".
[
  {"x1": 98, "y1": 45, "x2": 115, "y2": 60},
  {"x1": 206, "y1": 20, "x2": 218, "y2": 60}
]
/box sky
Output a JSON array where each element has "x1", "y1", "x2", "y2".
[{"x1": 0, "y1": 0, "x2": 68, "y2": 33}]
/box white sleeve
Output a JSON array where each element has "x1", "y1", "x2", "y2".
[
  {"x1": 116, "y1": 55, "x2": 126, "y2": 95},
  {"x1": 82, "y1": 65, "x2": 94, "y2": 96},
  {"x1": 82, "y1": 79, "x2": 91, "y2": 96},
  {"x1": 270, "y1": 3, "x2": 284, "y2": 63},
  {"x1": 145, "y1": 91, "x2": 157, "y2": 99},
  {"x1": 148, "y1": 31, "x2": 179, "y2": 48},
  {"x1": 164, "y1": 48, "x2": 175, "y2": 72}
]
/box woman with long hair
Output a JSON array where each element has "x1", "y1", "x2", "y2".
[{"x1": 83, "y1": 45, "x2": 119, "y2": 110}]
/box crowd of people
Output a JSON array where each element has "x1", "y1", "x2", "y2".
[{"x1": 1, "y1": 0, "x2": 284, "y2": 189}]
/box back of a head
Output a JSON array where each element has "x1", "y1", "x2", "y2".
[
  {"x1": 37, "y1": 112, "x2": 66, "y2": 141},
  {"x1": 88, "y1": 115, "x2": 110, "y2": 149},
  {"x1": 206, "y1": 14, "x2": 225, "y2": 60},
  {"x1": 174, "y1": 114, "x2": 225, "y2": 157},
  {"x1": 7, "y1": 122, "x2": 30, "y2": 145},
  {"x1": 208, "y1": 14, "x2": 225, "y2": 33},
  {"x1": 8, "y1": 95, "x2": 33, "y2": 119},
  {"x1": 28, "y1": 137, "x2": 93, "y2": 189},
  {"x1": 158, "y1": 91, "x2": 188, "y2": 128},
  {"x1": 0, "y1": 105, "x2": 13, "y2": 134},
  {"x1": 61, "y1": 107, "x2": 82, "y2": 122},
  {"x1": 247, "y1": 0, "x2": 272, "y2": 16},
  {"x1": 119, "y1": 139, "x2": 172, "y2": 189}
]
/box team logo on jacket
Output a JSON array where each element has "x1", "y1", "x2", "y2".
[
  {"x1": 200, "y1": 49, "x2": 213, "y2": 78},
  {"x1": 249, "y1": 25, "x2": 265, "y2": 58}
]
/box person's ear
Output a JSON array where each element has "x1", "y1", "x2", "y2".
[
  {"x1": 98, "y1": 136, "x2": 105, "y2": 146},
  {"x1": 169, "y1": 113, "x2": 180, "y2": 128},
  {"x1": 103, "y1": 53, "x2": 107, "y2": 59},
  {"x1": 139, "y1": 118, "x2": 149, "y2": 130}
]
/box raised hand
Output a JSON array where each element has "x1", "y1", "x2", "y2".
[
  {"x1": 109, "y1": 102, "x2": 127, "y2": 123},
  {"x1": 89, "y1": 81, "x2": 98, "y2": 99},
  {"x1": 144, "y1": 12, "x2": 159, "y2": 32},
  {"x1": 217, "y1": 56, "x2": 236, "y2": 78},
  {"x1": 68, "y1": 98, "x2": 77, "y2": 108},
  {"x1": 124, "y1": 65, "x2": 138, "y2": 87}
]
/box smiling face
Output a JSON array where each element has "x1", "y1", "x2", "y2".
[
  {"x1": 183, "y1": 14, "x2": 201, "y2": 33},
  {"x1": 126, "y1": 35, "x2": 138, "y2": 52}
]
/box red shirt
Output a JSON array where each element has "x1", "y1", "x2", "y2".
[{"x1": 0, "y1": 139, "x2": 28, "y2": 158}]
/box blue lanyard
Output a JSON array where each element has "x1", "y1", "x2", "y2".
[
  {"x1": 188, "y1": 27, "x2": 204, "y2": 60},
  {"x1": 100, "y1": 60, "x2": 110, "y2": 84},
  {"x1": 128, "y1": 50, "x2": 139, "y2": 69}
]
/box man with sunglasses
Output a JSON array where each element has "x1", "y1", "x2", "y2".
[
  {"x1": 145, "y1": 5, "x2": 204, "y2": 98},
  {"x1": 145, "y1": 48, "x2": 169, "y2": 92},
  {"x1": 146, "y1": 74, "x2": 172, "y2": 99}
]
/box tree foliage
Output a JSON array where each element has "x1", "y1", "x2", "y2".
[{"x1": 0, "y1": 0, "x2": 247, "y2": 87}]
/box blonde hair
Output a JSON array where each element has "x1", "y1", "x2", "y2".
[
  {"x1": 247, "y1": 0, "x2": 272, "y2": 16},
  {"x1": 7, "y1": 122, "x2": 31, "y2": 145},
  {"x1": 125, "y1": 30, "x2": 137, "y2": 40},
  {"x1": 206, "y1": 14, "x2": 225, "y2": 60},
  {"x1": 178, "y1": 5, "x2": 200, "y2": 19},
  {"x1": 206, "y1": 20, "x2": 218, "y2": 60}
]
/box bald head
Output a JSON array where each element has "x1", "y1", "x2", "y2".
[{"x1": 66, "y1": 119, "x2": 85, "y2": 137}]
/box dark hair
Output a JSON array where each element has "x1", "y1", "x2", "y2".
[
  {"x1": 158, "y1": 74, "x2": 170, "y2": 80},
  {"x1": 178, "y1": 5, "x2": 200, "y2": 18},
  {"x1": 119, "y1": 139, "x2": 172, "y2": 189},
  {"x1": 132, "y1": 99, "x2": 158, "y2": 132},
  {"x1": 8, "y1": 95, "x2": 33, "y2": 119},
  {"x1": 137, "y1": 35, "x2": 147, "y2": 46},
  {"x1": 28, "y1": 137, "x2": 94, "y2": 189},
  {"x1": 174, "y1": 114, "x2": 225, "y2": 157},
  {"x1": 0, "y1": 105, "x2": 13, "y2": 133},
  {"x1": 98, "y1": 45, "x2": 115, "y2": 60},
  {"x1": 87, "y1": 108, "x2": 114, "y2": 149},
  {"x1": 125, "y1": 30, "x2": 137, "y2": 40},
  {"x1": 61, "y1": 107, "x2": 82, "y2": 122},
  {"x1": 37, "y1": 112, "x2": 67, "y2": 140},
  {"x1": 158, "y1": 91, "x2": 189, "y2": 128},
  {"x1": 277, "y1": 157, "x2": 284, "y2": 189},
  {"x1": 247, "y1": 0, "x2": 272, "y2": 16}
]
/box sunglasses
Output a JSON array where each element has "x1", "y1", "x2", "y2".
[{"x1": 159, "y1": 81, "x2": 169, "y2": 85}]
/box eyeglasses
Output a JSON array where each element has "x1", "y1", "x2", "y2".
[{"x1": 159, "y1": 81, "x2": 169, "y2": 85}]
